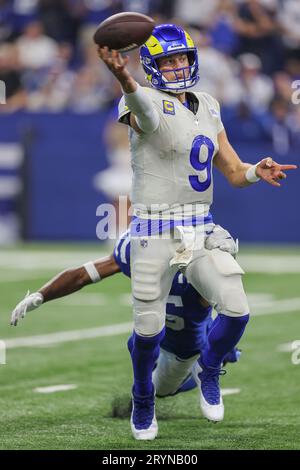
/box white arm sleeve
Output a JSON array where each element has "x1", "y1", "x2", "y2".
[{"x1": 123, "y1": 84, "x2": 159, "y2": 133}]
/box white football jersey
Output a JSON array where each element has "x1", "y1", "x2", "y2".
[{"x1": 118, "y1": 86, "x2": 224, "y2": 218}]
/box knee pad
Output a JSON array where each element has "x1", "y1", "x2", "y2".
[
  {"x1": 134, "y1": 305, "x2": 165, "y2": 336},
  {"x1": 210, "y1": 249, "x2": 249, "y2": 316},
  {"x1": 219, "y1": 278, "x2": 249, "y2": 316},
  {"x1": 132, "y1": 261, "x2": 161, "y2": 301}
]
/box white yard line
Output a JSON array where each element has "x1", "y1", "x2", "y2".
[
  {"x1": 250, "y1": 298, "x2": 300, "y2": 316},
  {"x1": 237, "y1": 254, "x2": 300, "y2": 273},
  {"x1": 3, "y1": 297, "x2": 300, "y2": 351},
  {"x1": 0, "y1": 273, "x2": 52, "y2": 282},
  {"x1": 4, "y1": 322, "x2": 133, "y2": 349},
  {"x1": 277, "y1": 340, "x2": 300, "y2": 352},
  {"x1": 119, "y1": 293, "x2": 132, "y2": 306},
  {"x1": 1, "y1": 251, "x2": 300, "y2": 274},
  {"x1": 61, "y1": 293, "x2": 108, "y2": 306},
  {"x1": 33, "y1": 384, "x2": 78, "y2": 394},
  {"x1": 0, "y1": 251, "x2": 105, "y2": 271},
  {"x1": 221, "y1": 388, "x2": 240, "y2": 396},
  {"x1": 247, "y1": 293, "x2": 275, "y2": 305},
  {"x1": 32, "y1": 385, "x2": 239, "y2": 396}
]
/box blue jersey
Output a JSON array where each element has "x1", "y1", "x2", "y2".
[
  {"x1": 113, "y1": 231, "x2": 212, "y2": 359},
  {"x1": 165, "y1": 272, "x2": 212, "y2": 358}
]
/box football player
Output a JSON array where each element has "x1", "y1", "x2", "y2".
[
  {"x1": 97, "y1": 23, "x2": 297, "y2": 439},
  {"x1": 10, "y1": 225, "x2": 240, "y2": 398}
]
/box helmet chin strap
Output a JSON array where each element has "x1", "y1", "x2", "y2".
[{"x1": 166, "y1": 87, "x2": 187, "y2": 95}]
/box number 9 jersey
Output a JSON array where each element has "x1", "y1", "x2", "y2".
[{"x1": 118, "y1": 88, "x2": 224, "y2": 214}]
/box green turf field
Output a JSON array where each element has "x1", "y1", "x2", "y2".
[{"x1": 0, "y1": 244, "x2": 300, "y2": 450}]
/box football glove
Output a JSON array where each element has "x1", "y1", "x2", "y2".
[
  {"x1": 10, "y1": 291, "x2": 44, "y2": 326},
  {"x1": 205, "y1": 225, "x2": 238, "y2": 257}
]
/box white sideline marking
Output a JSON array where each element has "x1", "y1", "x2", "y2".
[
  {"x1": 33, "y1": 384, "x2": 77, "y2": 394},
  {"x1": 221, "y1": 388, "x2": 240, "y2": 396},
  {"x1": 5, "y1": 322, "x2": 133, "y2": 349}
]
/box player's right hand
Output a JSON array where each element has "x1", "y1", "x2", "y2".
[
  {"x1": 10, "y1": 291, "x2": 44, "y2": 326},
  {"x1": 97, "y1": 46, "x2": 131, "y2": 81}
]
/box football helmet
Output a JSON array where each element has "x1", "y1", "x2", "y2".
[{"x1": 140, "y1": 24, "x2": 199, "y2": 93}]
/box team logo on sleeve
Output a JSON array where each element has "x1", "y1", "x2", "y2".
[{"x1": 163, "y1": 100, "x2": 175, "y2": 115}]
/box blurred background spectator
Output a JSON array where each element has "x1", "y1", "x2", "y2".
[
  {"x1": 0, "y1": 42, "x2": 26, "y2": 111},
  {"x1": 0, "y1": 0, "x2": 298, "y2": 122},
  {"x1": 278, "y1": 0, "x2": 300, "y2": 54},
  {"x1": 94, "y1": 119, "x2": 132, "y2": 236},
  {"x1": 224, "y1": 52, "x2": 275, "y2": 110},
  {"x1": 16, "y1": 20, "x2": 58, "y2": 70},
  {"x1": 0, "y1": 0, "x2": 299, "y2": 243},
  {"x1": 0, "y1": 0, "x2": 300, "y2": 117}
]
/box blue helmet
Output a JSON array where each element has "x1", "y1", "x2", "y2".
[{"x1": 140, "y1": 24, "x2": 199, "y2": 94}]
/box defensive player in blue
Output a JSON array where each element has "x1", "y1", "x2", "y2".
[{"x1": 10, "y1": 225, "x2": 240, "y2": 399}]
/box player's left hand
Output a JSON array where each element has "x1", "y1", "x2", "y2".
[
  {"x1": 205, "y1": 225, "x2": 238, "y2": 257},
  {"x1": 256, "y1": 158, "x2": 297, "y2": 187}
]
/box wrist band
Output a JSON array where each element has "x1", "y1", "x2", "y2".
[
  {"x1": 35, "y1": 292, "x2": 44, "y2": 306},
  {"x1": 245, "y1": 164, "x2": 261, "y2": 183},
  {"x1": 83, "y1": 262, "x2": 101, "y2": 283}
]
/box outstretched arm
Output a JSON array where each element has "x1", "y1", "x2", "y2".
[
  {"x1": 10, "y1": 254, "x2": 120, "y2": 326},
  {"x1": 40, "y1": 255, "x2": 120, "y2": 302},
  {"x1": 215, "y1": 129, "x2": 297, "y2": 188},
  {"x1": 97, "y1": 47, "x2": 159, "y2": 134}
]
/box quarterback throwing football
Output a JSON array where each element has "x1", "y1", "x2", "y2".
[{"x1": 98, "y1": 24, "x2": 296, "y2": 440}]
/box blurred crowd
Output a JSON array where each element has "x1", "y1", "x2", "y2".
[{"x1": 0, "y1": 0, "x2": 300, "y2": 146}]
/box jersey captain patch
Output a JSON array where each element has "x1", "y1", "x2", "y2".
[{"x1": 163, "y1": 100, "x2": 175, "y2": 115}]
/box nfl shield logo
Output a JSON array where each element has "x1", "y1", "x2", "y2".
[{"x1": 140, "y1": 239, "x2": 148, "y2": 248}]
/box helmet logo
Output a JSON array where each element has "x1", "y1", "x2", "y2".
[{"x1": 167, "y1": 44, "x2": 185, "y2": 51}]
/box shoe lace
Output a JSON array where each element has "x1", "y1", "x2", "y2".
[{"x1": 201, "y1": 367, "x2": 226, "y2": 404}]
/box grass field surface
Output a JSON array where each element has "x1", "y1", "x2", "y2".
[{"x1": 0, "y1": 244, "x2": 300, "y2": 450}]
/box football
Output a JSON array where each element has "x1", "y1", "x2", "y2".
[{"x1": 93, "y1": 12, "x2": 155, "y2": 52}]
